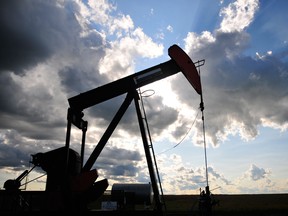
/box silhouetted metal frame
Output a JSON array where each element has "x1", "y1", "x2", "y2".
[
  {"x1": 133, "y1": 90, "x2": 163, "y2": 212},
  {"x1": 64, "y1": 44, "x2": 202, "y2": 213},
  {"x1": 82, "y1": 91, "x2": 134, "y2": 172}
]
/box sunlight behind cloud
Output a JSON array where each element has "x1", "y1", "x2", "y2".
[{"x1": 0, "y1": 0, "x2": 287, "y2": 196}]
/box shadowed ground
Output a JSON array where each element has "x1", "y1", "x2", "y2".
[{"x1": 1, "y1": 191, "x2": 288, "y2": 215}]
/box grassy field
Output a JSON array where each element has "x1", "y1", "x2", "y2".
[
  {"x1": 1, "y1": 191, "x2": 288, "y2": 215},
  {"x1": 90, "y1": 193, "x2": 288, "y2": 215},
  {"x1": 163, "y1": 194, "x2": 288, "y2": 215}
]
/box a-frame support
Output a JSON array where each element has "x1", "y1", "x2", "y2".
[{"x1": 65, "y1": 90, "x2": 163, "y2": 212}]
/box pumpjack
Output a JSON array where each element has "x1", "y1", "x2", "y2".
[{"x1": 1, "y1": 44, "x2": 202, "y2": 214}]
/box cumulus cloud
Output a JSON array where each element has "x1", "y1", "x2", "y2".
[
  {"x1": 222, "y1": 164, "x2": 274, "y2": 194},
  {"x1": 0, "y1": 0, "x2": 168, "y2": 190},
  {"x1": 245, "y1": 164, "x2": 271, "y2": 181},
  {"x1": 96, "y1": 146, "x2": 142, "y2": 178},
  {"x1": 180, "y1": 0, "x2": 288, "y2": 146},
  {"x1": 0, "y1": 0, "x2": 287, "y2": 195},
  {"x1": 219, "y1": 0, "x2": 259, "y2": 33},
  {"x1": 156, "y1": 153, "x2": 232, "y2": 194},
  {"x1": 207, "y1": 166, "x2": 231, "y2": 185}
]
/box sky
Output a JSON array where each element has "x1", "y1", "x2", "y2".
[{"x1": 0, "y1": 0, "x2": 287, "y2": 195}]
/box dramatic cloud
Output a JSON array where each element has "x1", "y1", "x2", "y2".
[
  {"x1": 0, "y1": 0, "x2": 287, "y2": 195},
  {"x1": 0, "y1": 0, "x2": 82, "y2": 73},
  {"x1": 181, "y1": 0, "x2": 288, "y2": 146},
  {"x1": 0, "y1": 0, "x2": 168, "y2": 191}
]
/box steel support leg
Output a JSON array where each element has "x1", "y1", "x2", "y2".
[{"x1": 133, "y1": 90, "x2": 163, "y2": 213}]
